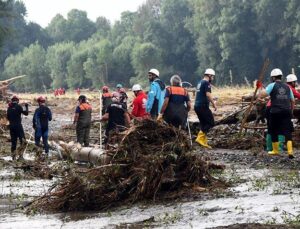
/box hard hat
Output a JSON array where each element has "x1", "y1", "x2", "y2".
[
  {"x1": 204, "y1": 68, "x2": 215, "y2": 76},
  {"x1": 116, "y1": 84, "x2": 122, "y2": 88},
  {"x1": 270, "y1": 68, "x2": 283, "y2": 77},
  {"x1": 286, "y1": 74, "x2": 297, "y2": 83},
  {"x1": 148, "y1": 68, "x2": 160, "y2": 77},
  {"x1": 78, "y1": 95, "x2": 87, "y2": 102},
  {"x1": 11, "y1": 95, "x2": 19, "y2": 102},
  {"x1": 102, "y1": 86, "x2": 109, "y2": 91},
  {"x1": 37, "y1": 96, "x2": 45, "y2": 103},
  {"x1": 132, "y1": 84, "x2": 142, "y2": 91}
]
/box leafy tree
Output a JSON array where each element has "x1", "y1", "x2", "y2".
[{"x1": 46, "y1": 41, "x2": 75, "y2": 88}]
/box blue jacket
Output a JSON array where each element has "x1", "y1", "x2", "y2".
[
  {"x1": 33, "y1": 105, "x2": 52, "y2": 130},
  {"x1": 146, "y1": 78, "x2": 166, "y2": 115}
]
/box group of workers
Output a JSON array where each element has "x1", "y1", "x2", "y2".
[
  {"x1": 258, "y1": 68, "x2": 298, "y2": 159},
  {"x1": 6, "y1": 67, "x2": 298, "y2": 160},
  {"x1": 7, "y1": 96, "x2": 52, "y2": 160}
]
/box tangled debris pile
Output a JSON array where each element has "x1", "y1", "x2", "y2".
[{"x1": 28, "y1": 120, "x2": 226, "y2": 212}]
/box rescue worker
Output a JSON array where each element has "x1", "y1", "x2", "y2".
[
  {"x1": 119, "y1": 88, "x2": 128, "y2": 109},
  {"x1": 101, "y1": 86, "x2": 112, "y2": 115},
  {"x1": 194, "y1": 68, "x2": 217, "y2": 148},
  {"x1": 114, "y1": 84, "x2": 128, "y2": 109},
  {"x1": 33, "y1": 96, "x2": 52, "y2": 156},
  {"x1": 7, "y1": 95, "x2": 28, "y2": 160},
  {"x1": 146, "y1": 68, "x2": 166, "y2": 119},
  {"x1": 131, "y1": 84, "x2": 148, "y2": 119},
  {"x1": 158, "y1": 75, "x2": 191, "y2": 128},
  {"x1": 286, "y1": 74, "x2": 300, "y2": 99},
  {"x1": 73, "y1": 95, "x2": 92, "y2": 147},
  {"x1": 100, "y1": 94, "x2": 130, "y2": 148},
  {"x1": 258, "y1": 68, "x2": 295, "y2": 158}
]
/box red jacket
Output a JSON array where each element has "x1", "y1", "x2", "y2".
[
  {"x1": 287, "y1": 84, "x2": 300, "y2": 99},
  {"x1": 131, "y1": 91, "x2": 148, "y2": 118}
]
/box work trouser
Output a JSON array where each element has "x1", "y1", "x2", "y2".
[
  {"x1": 9, "y1": 124, "x2": 25, "y2": 152},
  {"x1": 194, "y1": 105, "x2": 214, "y2": 134},
  {"x1": 269, "y1": 110, "x2": 293, "y2": 142},
  {"x1": 163, "y1": 103, "x2": 188, "y2": 128},
  {"x1": 35, "y1": 127, "x2": 49, "y2": 153},
  {"x1": 76, "y1": 123, "x2": 91, "y2": 147}
]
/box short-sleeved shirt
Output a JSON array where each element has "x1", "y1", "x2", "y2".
[
  {"x1": 106, "y1": 102, "x2": 126, "y2": 131},
  {"x1": 165, "y1": 86, "x2": 190, "y2": 104},
  {"x1": 266, "y1": 82, "x2": 294, "y2": 99},
  {"x1": 194, "y1": 79, "x2": 211, "y2": 107}
]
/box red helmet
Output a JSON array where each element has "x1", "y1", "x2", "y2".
[
  {"x1": 11, "y1": 95, "x2": 19, "y2": 102},
  {"x1": 37, "y1": 96, "x2": 46, "y2": 103},
  {"x1": 102, "y1": 86, "x2": 109, "y2": 92}
]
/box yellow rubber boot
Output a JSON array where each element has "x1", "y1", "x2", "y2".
[
  {"x1": 268, "y1": 142, "x2": 279, "y2": 155},
  {"x1": 203, "y1": 133, "x2": 212, "y2": 149},
  {"x1": 195, "y1": 131, "x2": 211, "y2": 148},
  {"x1": 287, "y1": 141, "x2": 294, "y2": 159}
]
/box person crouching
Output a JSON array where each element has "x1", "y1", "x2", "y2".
[{"x1": 100, "y1": 94, "x2": 130, "y2": 148}]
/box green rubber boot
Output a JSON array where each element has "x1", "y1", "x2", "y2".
[
  {"x1": 278, "y1": 135, "x2": 285, "y2": 152},
  {"x1": 266, "y1": 134, "x2": 272, "y2": 151}
]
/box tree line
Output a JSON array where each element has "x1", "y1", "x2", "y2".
[{"x1": 0, "y1": 0, "x2": 299, "y2": 92}]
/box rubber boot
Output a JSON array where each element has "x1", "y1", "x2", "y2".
[
  {"x1": 268, "y1": 142, "x2": 279, "y2": 155},
  {"x1": 203, "y1": 133, "x2": 212, "y2": 149},
  {"x1": 287, "y1": 141, "x2": 294, "y2": 159},
  {"x1": 278, "y1": 135, "x2": 285, "y2": 152},
  {"x1": 266, "y1": 134, "x2": 272, "y2": 151},
  {"x1": 195, "y1": 131, "x2": 211, "y2": 148}
]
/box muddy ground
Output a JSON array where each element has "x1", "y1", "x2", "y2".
[{"x1": 0, "y1": 92, "x2": 300, "y2": 228}]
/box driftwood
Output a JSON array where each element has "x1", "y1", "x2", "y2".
[
  {"x1": 49, "y1": 140, "x2": 109, "y2": 164},
  {"x1": 27, "y1": 120, "x2": 226, "y2": 213}
]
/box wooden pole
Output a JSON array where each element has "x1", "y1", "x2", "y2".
[
  {"x1": 239, "y1": 58, "x2": 270, "y2": 135},
  {"x1": 99, "y1": 90, "x2": 103, "y2": 149}
]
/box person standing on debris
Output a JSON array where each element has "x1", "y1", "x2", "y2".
[
  {"x1": 100, "y1": 94, "x2": 130, "y2": 148},
  {"x1": 146, "y1": 68, "x2": 166, "y2": 119},
  {"x1": 286, "y1": 74, "x2": 300, "y2": 99},
  {"x1": 258, "y1": 68, "x2": 295, "y2": 158},
  {"x1": 101, "y1": 86, "x2": 112, "y2": 115},
  {"x1": 33, "y1": 96, "x2": 52, "y2": 156},
  {"x1": 158, "y1": 75, "x2": 191, "y2": 128},
  {"x1": 194, "y1": 68, "x2": 217, "y2": 148},
  {"x1": 7, "y1": 95, "x2": 28, "y2": 160},
  {"x1": 73, "y1": 95, "x2": 92, "y2": 147},
  {"x1": 131, "y1": 84, "x2": 148, "y2": 119}
]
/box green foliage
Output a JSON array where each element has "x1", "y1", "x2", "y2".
[{"x1": 2, "y1": 0, "x2": 300, "y2": 91}]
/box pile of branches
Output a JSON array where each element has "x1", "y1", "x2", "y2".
[{"x1": 28, "y1": 120, "x2": 226, "y2": 212}]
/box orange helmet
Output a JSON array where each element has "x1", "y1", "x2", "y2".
[
  {"x1": 37, "y1": 96, "x2": 46, "y2": 103},
  {"x1": 11, "y1": 95, "x2": 19, "y2": 102}
]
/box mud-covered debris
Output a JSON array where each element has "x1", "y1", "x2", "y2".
[{"x1": 27, "y1": 120, "x2": 226, "y2": 212}]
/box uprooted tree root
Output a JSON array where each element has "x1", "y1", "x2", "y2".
[{"x1": 27, "y1": 120, "x2": 226, "y2": 213}]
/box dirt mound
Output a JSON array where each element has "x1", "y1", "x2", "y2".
[{"x1": 28, "y1": 120, "x2": 226, "y2": 212}]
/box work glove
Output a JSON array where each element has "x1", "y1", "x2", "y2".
[
  {"x1": 256, "y1": 80, "x2": 263, "y2": 89},
  {"x1": 157, "y1": 114, "x2": 163, "y2": 122}
]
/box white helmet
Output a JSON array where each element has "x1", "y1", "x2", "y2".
[
  {"x1": 132, "y1": 84, "x2": 142, "y2": 91},
  {"x1": 270, "y1": 68, "x2": 283, "y2": 77},
  {"x1": 286, "y1": 74, "x2": 297, "y2": 83},
  {"x1": 204, "y1": 68, "x2": 215, "y2": 76},
  {"x1": 148, "y1": 68, "x2": 159, "y2": 77}
]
